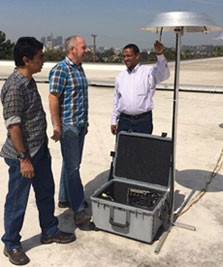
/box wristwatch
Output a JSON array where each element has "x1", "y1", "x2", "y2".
[{"x1": 17, "y1": 152, "x2": 28, "y2": 160}]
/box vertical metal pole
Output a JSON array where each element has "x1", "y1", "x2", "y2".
[
  {"x1": 91, "y1": 34, "x2": 97, "y2": 62},
  {"x1": 155, "y1": 29, "x2": 182, "y2": 254},
  {"x1": 170, "y1": 29, "x2": 182, "y2": 223}
]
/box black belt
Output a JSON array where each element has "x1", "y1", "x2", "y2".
[{"x1": 120, "y1": 111, "x2": 151, "y2": 120}]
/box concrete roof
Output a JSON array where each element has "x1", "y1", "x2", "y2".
[{"x1": 0, "y1": 58, "x2": 223, "y2": 266}]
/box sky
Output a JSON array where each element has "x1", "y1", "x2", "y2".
[{"x1": 0, "y1": 0, "x2": 223, "y2": 50}]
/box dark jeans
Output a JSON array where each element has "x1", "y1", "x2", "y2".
[
  {"x1": 59, "y1": 124, "x2": 86, "y2": 212},
  {"x1": 117, "y1": 112, "x2": 153, "y2": 134},
  {"x1": 2, "y1": 144, "x2": 58, "y2": 251},
  {"x1": 109, "y1": 112, "x2": 153, "y2": 180}
]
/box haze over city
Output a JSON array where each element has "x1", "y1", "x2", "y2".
[{"x1": 0, "y1": 0, "x2": 223, "y2": 49}]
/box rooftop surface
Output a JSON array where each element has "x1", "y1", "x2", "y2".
[{"x1": 0, "y1": 58, "x2": 223, "y2": 266}]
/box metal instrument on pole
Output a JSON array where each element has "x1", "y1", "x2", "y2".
[{"x1": 141, "y1": 11, "x2": 222, "y2": 253}]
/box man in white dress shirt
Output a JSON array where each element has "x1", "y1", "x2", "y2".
[{"x1": 111, "y1": 41, "x2": 170, "y2": 135}]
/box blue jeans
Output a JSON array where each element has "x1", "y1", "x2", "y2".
[
  {"x1": 59, "y1": 124, "x2": 86, "y2": 212},
  {"x1": 2, "y1": 144, "x2": 59, "y2": 251},
  {"x1": 117, "y1": 112, "x2": 153, "y2": 134}
]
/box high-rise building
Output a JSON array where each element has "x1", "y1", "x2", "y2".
[
  {"x1": 41, "y1": 37, "x2": 46, "y2": 45},
  {"x1": 47, "y1": 35, "x2": 52, "y2": 42},
  {"x1": 41, "y1": 34, "x2": 64, "y2": 49},
  {"x1": 55, "y1": 36, "x2": 63, "y2": 46}
]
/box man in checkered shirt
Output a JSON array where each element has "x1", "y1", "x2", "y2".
[
  {"x1": 49, "y1": 36, "x2": 90, "y2": 226},
  {"x1": 0, "y1": 37, "x2": 75, "y2": 266}
]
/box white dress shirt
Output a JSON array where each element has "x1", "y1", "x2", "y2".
[{"x1": 111, "y1": 54, "x2": 170, "y2": 125}]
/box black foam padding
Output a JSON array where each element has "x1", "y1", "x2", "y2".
[{"x1": 114, "y1": 134, "x2": 172, "y2": 187}]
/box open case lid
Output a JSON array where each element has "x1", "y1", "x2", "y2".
[{"x1": 113, "y1": 132, "x2": 172, "y2": 187}]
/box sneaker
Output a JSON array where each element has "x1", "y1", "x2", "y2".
[
  {"x1": 4, "y1": 247, "x2": 30, "y2": 265},
  {"x1": 41, "y1": 231, "x2": 76, "y2": 244},
  {"x1": 74, "y1": 210, "x2": 91, "y2": 225},
  {"x1": 58, "y1": 201, "x2": 70, "y2": 208}
]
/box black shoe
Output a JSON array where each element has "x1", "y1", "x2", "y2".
[
  {"x1": 58, "y1": 201, "x2": 70, "y2": 208},
  {"x1": 74, "y1": 210, "x2": 91, "y2": 225},
  {"x1": 84, "y1": 200, "x2": 89, "y2": 208},
  {"x1": 4, "y1": 248, "x2": 30, "y2": 265},
  {"x1": 78, "y1": 221, "x2": 97, "y2": 231},
  {"x1": 41, "y1": 231, "x2": 76, "y2": 244}
]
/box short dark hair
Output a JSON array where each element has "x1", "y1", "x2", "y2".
[
  {"x1": 14, "y1": 37, "x2": 43, "y2": 67},
  {"x1": 123, "y1": 44, "x2": 140, "y2": 55}
]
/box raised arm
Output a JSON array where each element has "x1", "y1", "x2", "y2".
[{"x1": 152, "y1": 40, "x2": 170, "y2": 84}]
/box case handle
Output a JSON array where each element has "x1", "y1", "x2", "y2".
[{"x1": 109, "y1": 206, "x2": 130, "y2": 228}]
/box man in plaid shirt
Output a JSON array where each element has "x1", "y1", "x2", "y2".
[
  {"x1": 1, "y1": 37, "x2": 75, "y2": 266},
  {"x1": 49, "y1": 36, "x2": 90, "y2": 226}
]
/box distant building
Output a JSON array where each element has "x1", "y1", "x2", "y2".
[
  {"x1": 47, "y1": 41, "x2": 53, "y2": 50},
  {"x1": 114, "y1": 48, "x2": 121, "y2": 55},
  {"x1": 55, "y1": 36, "x2": 63, "y2": 47},
  {"x1": 98, "y1": 46, "x2": 106, "y2": 53},
  {"x1": 47, "y1": 35, "x2": 52, "y2": 42},
  {"x1": 40, "y1": 34, "x2": 64, "y2": 49},
  {"x1": 41, "y1": 37, "x2": 46, "y2": 46}
]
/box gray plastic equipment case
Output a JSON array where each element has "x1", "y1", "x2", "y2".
[{"x1": 91, "y1": 132, "x2": 172, "y2": 243}]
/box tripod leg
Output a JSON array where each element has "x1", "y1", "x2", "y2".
[
  {"x1": 155, "y1": 225, "x2": 172, "y2": 254},
  {"x1": 173, "y1": 222, "x2": 196, "y2": 231}
]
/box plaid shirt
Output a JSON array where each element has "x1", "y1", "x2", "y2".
[
  {"x1": 49, "y1": 57, "x2": 88, "y2": 127},
  {"x1": 0, "y1": 69, "x2": 47, "y2": 159}
]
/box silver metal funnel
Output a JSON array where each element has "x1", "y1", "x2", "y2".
[{"x1": 141, "y1": 11, "x2": 222, "y2": 33}]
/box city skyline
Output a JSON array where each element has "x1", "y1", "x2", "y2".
[
  {"x1": 40, "y1": 34, "x2": 64, "y2": 49},
  {"x1": 38, "y1": 33, "x2": 223, "y2": 51},
  {"x1": 1, "y1": 0, "x2": 223, "y2": 50}
]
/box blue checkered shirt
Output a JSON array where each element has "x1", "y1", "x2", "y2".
[{"x1": 49, "y1": 57, "x2": 88, "y2": 127}]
